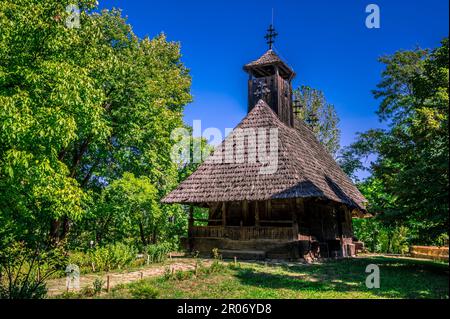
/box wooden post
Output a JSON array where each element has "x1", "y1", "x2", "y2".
[
  {"x1": 140, "y1": 272, "x2": 143, "y2": 280},
  {"x1": 255, "y1": 201, "x2": 260, "y2": 227},
  {"x1": 274, "y1": 66, "x2": 280, "y2": 116},
  {"x1": 267, "y1": 200, "x2": 272, "y2": 219},
  {"x1": 336, "y1": 206, "x2": 345, "y2": 257},
  {"x1": 291, "y1": 200, "x2": 299, "y2": 241},
  {"x1": 106, "y1": 275, "x2": 110, "y2": 292},
  {"x1": 188, "y1": 205, "x2": 194, "y2": 252},
  {"x1": 221, "y1": 202, "x2": 227, "y2": 227},
  {"x1": 239, "y1": 220, "x2": 243, "y2": 240},
  {"x1": 294, "y1": 198, "x2": 305, "y2": 240},
  {"x1": 243, "y1": 200, "x2": 248, "y2": 226}
]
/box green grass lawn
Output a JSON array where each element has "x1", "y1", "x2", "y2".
[{"x1": 102, "y1": 256, "x2": 448, "y2": 299}]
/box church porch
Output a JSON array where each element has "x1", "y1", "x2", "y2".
[{"x1": 184, "y1": 199, "x2": 357, "y2": 260}]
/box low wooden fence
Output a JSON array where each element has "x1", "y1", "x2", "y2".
[{"x1": 410, "y1": 245, "x2": 449, "y2": 262}]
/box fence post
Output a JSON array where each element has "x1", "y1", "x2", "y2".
[{"x1": 106, "y1": 275, "x2": 110, "y2": 292}]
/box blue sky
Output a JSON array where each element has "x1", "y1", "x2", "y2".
[{"x1": 100, "y1": 0, "x2": 448, "y2": 149}]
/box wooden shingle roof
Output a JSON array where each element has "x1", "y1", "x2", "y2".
[
  {"x1": 243, "y1": 50, "x2": 295, "y2": 78},
  {"x1": 162, "y1": 100, "x2": 366, "y2": 210}
]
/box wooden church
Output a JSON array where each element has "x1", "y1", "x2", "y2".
[{"x1": 162, "y1": 26, "x2": 367, "y2": 260}]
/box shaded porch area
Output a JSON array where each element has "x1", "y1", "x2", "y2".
[{"x1": 185, "y1": 198, "x2": 357, "y2": 260}]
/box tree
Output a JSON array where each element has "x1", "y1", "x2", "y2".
[
  {"x1": 0, "y1": 0, "x2": 192, "y2": 247},
  {"x1": 343, "y1": 38, "x2": 449, "y2": 244},
  {"x1": 94, "y1": 173, "x2": 164, "y2": 247},
  {"x1": 293, "y1": 85, "x2": 340, "y2": 157}
]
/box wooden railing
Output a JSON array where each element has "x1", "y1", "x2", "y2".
[
  {"x1": 190, "y1": 226, "x2": 294, "y2": 240},
  {"x1": 410, "y1": 245, "x2": 449, "y2": 262}
]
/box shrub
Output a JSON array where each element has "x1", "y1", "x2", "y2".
[
  {"x1": 163, "y1": 266, "x2": 173, "y2": 280},
  {"x1": 92, "y1": 278, "x2": 104, "y2": 295},
  {"x1": 209, "y1": 260, "x2": 225, "y2": 273},
  {"x1": 59, "y1": 291, "x2": 80, "y2": 299},
  {"x1": 80, "y1": 286, "x2": 95, "y2": 298},
  {"x1": 145, "y1": 242, "x2": 173, "y2": 264},
  {"x1": 0, "y1": 243, "x2": 66, "y2": 299},
  {"x1": 68, "y1": 243, "x2": 137, "y2": 273},
  {"x1": 129, "y1": 283, "x2": 159, "y2": 299},
  {"x1": 211, "y1": 248, "x2": 221, "y2": 260},
  {"x1": 228, "y1": 262, "x2": 241, "y2": 270},
  {"x1": 175, "y1": 270, "x2": 193, "y2": 281}
]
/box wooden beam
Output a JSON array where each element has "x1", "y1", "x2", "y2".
[
  {"x1": 193, "y1": 218, "x2": 222, "y2": 223},
  {"x1": 295, "y1": 198, "x2": 309, "y2": 240},
  {"x1": 221, "y1": 202, "x2": 226, "y2": 226},
  {"x1": 291, "y1": 200, "x2": 299, "y2": 241},
  {"x1": 259, "y1": 220, "x2": 293, "y2": 224},
  {"x1": 188, "y1": 205, "x2": 194, "y2": 252},
  {"x1": 267, "y1": 200, "x2": 272, "y2": 219},
  {"x1": 255, "y1": 201, "x2": 260, "y2": 227},
  {"x1": 248, "y1": 75, "x2": 253, "y2": 112},
  {"x1": 243, "y1": 200, "x2": 248, "y2": 225}
]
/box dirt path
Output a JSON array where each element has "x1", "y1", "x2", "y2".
[{"x1": 46, "y1": 258, "x2": 211, "y2": 297}]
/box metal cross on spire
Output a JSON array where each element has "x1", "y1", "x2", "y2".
[{"x1": 264, "y1": 24, "x2": 278, "y2": 50}]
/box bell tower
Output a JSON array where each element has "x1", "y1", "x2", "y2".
[{"x1": 243, "y1": 25, "x2": 296, "y2": 126}]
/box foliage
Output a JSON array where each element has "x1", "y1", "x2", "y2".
[
  {"x1": 129, "y1": 282, "x2": 159, "y2": 299},
  {"x1": 89, "y1": 173, "x2": 163, "y2": 247},
  {"x1": 211, "y1": 248, "x2": 221, "y2": 260},
  {"x1": 293, "y1": 85, "x2": 341, "y2": 157},
  {"x1": 69, "y1": 242, "x2": 136, "y2": 273},
  {"x1": 0, "y1": 242, "x2": 67, "y2": 299},
  {"x1": 79, "y1": 286, "x2": 96, "y2": 298},
  {"x1": 163, "y1": 266, "x2": 173, "y2": 280},
  {"x1": 343, "y1": 38, "x2": 449, "y2": 244},
  {"x1": 353, "y1": 218, "x2": 409, "y2": 254},
  {"x1": 146, "y1": 242, "x2": 174, "y2": 264},
  {"x1": 175, "y1": 269, "x2": 194, "y2": 281},
  {"x1": 0, "y1": 0, "x2": 191, "y2": 248},
  {"x1": 92, "y1": 277, "x2": 105, "y2": 295}
]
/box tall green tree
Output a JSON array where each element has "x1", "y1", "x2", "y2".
[
  {"x1": 342, "y1": 38, "x2": 449, "y2": 244},
  {"x1": 0, "y1": 0, "x2": 192, "y2": 247},
  {"x1": 293, "y1": 85, "x2": 341, "y2": 157}
]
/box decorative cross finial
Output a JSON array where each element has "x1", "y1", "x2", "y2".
[{"x1": 264, "y1": 24, "x2": 278, "y2": 50}]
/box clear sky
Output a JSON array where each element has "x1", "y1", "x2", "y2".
[{"x1": 100, "y1": 0, "x2": 448, "y2": 149}]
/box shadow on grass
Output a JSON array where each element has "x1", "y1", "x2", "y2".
[{"x1": 235, "y1": 257, "x2": 449, "y2": 299}]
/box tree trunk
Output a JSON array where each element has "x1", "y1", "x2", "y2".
[
  {"x1": 138, "y1": 221, "x2": 147, "y2": 246},
  {"x1": 49, "y1": 217, "x2": 71, "y2": 244},
  {"x1": 49, "y1": 220, "x2": 61, "y2": 243},
  {"x1": 386, "y1": 231, "x2": 392, "y2": 254},
  {"x1": 151, "y1": 229, "x2": 157, "y2": 244}
]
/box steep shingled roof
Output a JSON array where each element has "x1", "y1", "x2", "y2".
[
  {"x1": 244, "y1": 49, "x2": 283, "y2": 66},
  {"x1": 162, "y1": 100, "x2": 367, "y2": 210},
  {"x1": 243, "y1": 49, "x2": 295, "y2": 77}
]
